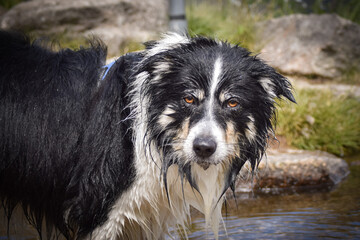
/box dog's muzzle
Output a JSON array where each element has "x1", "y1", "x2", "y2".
[
  {"x1": 193, "y1": 136, "x2": 217, "y2": 170},
  {"x1": 183, "y1": 119, "x2": 227, "y2": 170}
]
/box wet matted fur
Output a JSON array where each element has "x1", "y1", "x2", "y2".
[{"x1": 0, "y1": 31, "x2": 295, "y2": 239}]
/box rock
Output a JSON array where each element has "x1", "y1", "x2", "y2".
[
  {"x1": 290, "y1": 76, "x2": 360, "y2": 98},
  {"x1": 256, "y1": 14, "x2": 360, "y2": 78},
  {"x1": 235, "y1": 149, "x2": 350, "y2": 193},
  {"x1": 0, "y1": 0, "x2": 168, "y2": 56}
]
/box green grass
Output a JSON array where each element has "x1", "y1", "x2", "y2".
[
  {"x1": 51, "y1": 34, "x2": 90, "y2": 51},
  {"x1": 307, "y1": 0, "x2": 360, "y2": 25},
  {"x1": 25, "y1": 32, "x2": 90, "y2": 52},
  {"x1": 256, "y1": 0, "x2": 360, "y2": 24},
  {"x1": 276, "y1": 89, "x2": 360, "y2": 156},
  {"x1": 339, "y1": 66, "x2": 360, "y2": 85},
  {"x1": 28, "y1": 32, "x2": 144, "y2": 58},
  {"x1": 186, "y1": 2, "x2": 263, "y2": 51},
  {"x1": 117, "y1": 39, "x2": 144, "y2": 57},
  {"x1": 0, "y1": 0, "x2": 24, "y2": 9}
]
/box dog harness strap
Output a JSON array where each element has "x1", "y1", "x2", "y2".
[
  {"x1": 100, "y1": 52, "x2": 142, "y2": 82},
  {"x1": 100, "y1": 60, "x2": 116, "y2": 81}
]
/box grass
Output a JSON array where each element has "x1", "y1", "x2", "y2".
[
  {"x1": 339, "y1": 66, "x2": 360, "y2": 85},
  {"x1": 186, "y1": 2, "x2": 264, "y2": 51},
  {"x1": 0, "y1": 0, "x2": 23, "y2": 9},
  {"x1": 50, "y1": 33, "x2": 90, "y2": 51},
  {"x1": 276, "y1": 89, "x2": 360, "y2": 156},
  {"x1": 27, "y1": 32, "x2": 144, "y2": 58},
  {"x1": 307, "y1": 0, "x2": 360, "y2": 25},
  {"x1": 117, "y1": 39, "x2": 144, "y2": 57}
]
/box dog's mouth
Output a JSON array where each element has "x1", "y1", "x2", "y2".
[
  {"x1": 195, "y1": 160, "x2": 222, "y2": 170},
  {"x1": 196, "y1": 160, "x2": 211, "y2": 170}
]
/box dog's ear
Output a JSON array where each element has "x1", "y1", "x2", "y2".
[{"x1": 259, "y1": 72, "x2": 296, "y2": 103}]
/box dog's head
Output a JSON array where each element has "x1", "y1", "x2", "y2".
[{"x1": 130, "y1": 33, "x2": 295, "y2": 215}]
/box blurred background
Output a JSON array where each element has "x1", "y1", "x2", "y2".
[{"x1": 0, "y1": 0, "x2": 359, "y2": 239}]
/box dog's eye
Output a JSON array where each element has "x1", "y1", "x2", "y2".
[
  {"x1": 184, "y1": 96, "x2": 195, "y2": 104},
  {"x1": 227, "y1": 99, "x2": 239, "y2": 108}
]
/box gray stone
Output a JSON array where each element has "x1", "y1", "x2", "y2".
[
  {"x1": 235, "y1": 149, "x2": 350, "y2": 192},
  {"x1": 291, "y1": 76, "x2": 360, "y2": 98},
  {"x1": 1, "y1": 0, "x2": 168, "y2": 56},
  {"x1": 256, "y1": 14, "x2": 360, "y2": 78}
]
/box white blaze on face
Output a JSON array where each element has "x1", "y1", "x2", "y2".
[
  {"x1": 183, "y1": 57, "x2": 228, "y2": 164},
  {"x1": 208, "y1": 57, "x2": 223, "y2": 118}
]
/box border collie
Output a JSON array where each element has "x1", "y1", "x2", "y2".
[{"x1": 0, "y1": 31, "x2": 295, "y2": 239}]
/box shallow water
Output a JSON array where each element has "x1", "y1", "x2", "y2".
[
  {"x1": 184, "y1": 188, "x2": 360, "y2": 239},
  {"x1": 172, "y1": 155, "x2": 360, "y2": 239},
  {"x1": 1, "y1": 156, "x2": 360, "y2": 240}
]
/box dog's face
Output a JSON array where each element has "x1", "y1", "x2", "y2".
[{"x1": 133, "y1": 34, "x2": 295, "y2": 196}]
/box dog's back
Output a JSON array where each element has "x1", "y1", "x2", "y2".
[
  {"x1": 0, "y1": 31, "x2": 137, "y2": 238},
  {"x1": 0, "y1": 31, "x2": 106, "y2": 168}
]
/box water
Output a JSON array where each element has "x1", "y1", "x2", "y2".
[
  {"x1": 185, "y1": 190, "x2": 360, "y2": 239},
  {"x1": 174, "y1": 155, "x2": 360, "y2": 239},
  {"x1": 1, "y1": 157, "x2": 360, "y2": 239}
]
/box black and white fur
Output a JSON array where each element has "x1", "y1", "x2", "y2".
[{"x1": 0, "y1": 31, "x2": 295, "y2": 239}]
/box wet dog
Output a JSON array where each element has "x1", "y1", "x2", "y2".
[{"x1": 0, "y1": 31, "x2": 295, "y2": 239}]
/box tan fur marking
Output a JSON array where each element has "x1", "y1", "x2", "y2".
[
  {"x1": 226, "y1": 122, "x2": 241, "y2": 158},
  {"x1": 172, "y1": 118, "x2": 190, "y2": 152}
]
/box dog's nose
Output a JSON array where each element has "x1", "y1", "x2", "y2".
[{"x1": 193, "y1": 137, "x2": 217, "y2": 158}]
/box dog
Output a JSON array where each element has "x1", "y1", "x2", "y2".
[{"x1": 0, "y1": 31, "x2": 295, "y2": 239}]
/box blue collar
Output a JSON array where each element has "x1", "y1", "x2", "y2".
[{"x1": 100, "y1": 60, "x2": 116, "y2": 81}]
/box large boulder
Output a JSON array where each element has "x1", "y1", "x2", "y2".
[
  {"x1": 256, "y1": 14, "x2": 360, "y2": 78},
  {"x1": 235, "y1": 149, "x2": 350, "y2": 193},
  {"x1": 0, "y1": 0, "x2": 168, "y2": 56}
]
